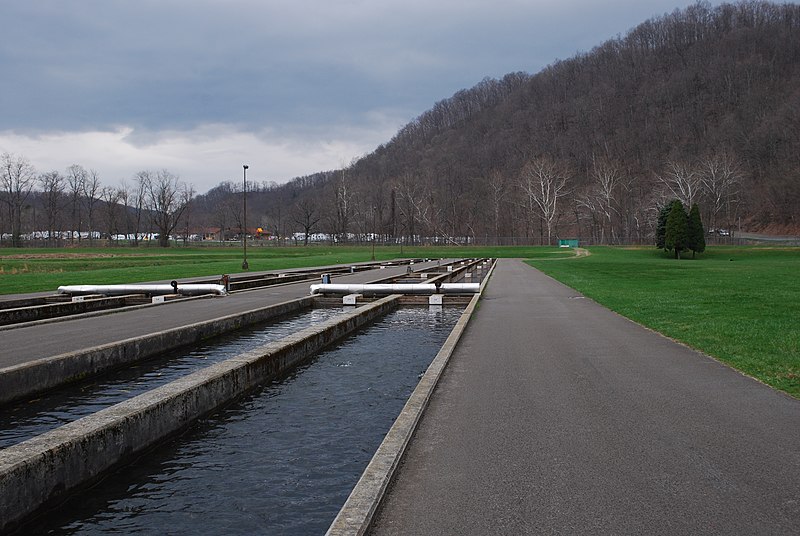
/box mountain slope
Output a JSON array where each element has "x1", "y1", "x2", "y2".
[{"x1": 204, "y1": 1, "x2": 800, "y2": 243}]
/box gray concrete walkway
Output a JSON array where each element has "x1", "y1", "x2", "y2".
[
  {"x1": 0, "y1": 262, "x2": 440, "y2": 370},
  {"x1": 370, "y1": 259, "x2": 800, "y2": 535}
]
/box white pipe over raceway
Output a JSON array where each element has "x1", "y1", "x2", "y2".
[
  {"x1": 309, "y1": 283, "x2": 480, "y2": 295},
  {"x1": 57, "y1": 284, "x2": 227, "y2": 296}
]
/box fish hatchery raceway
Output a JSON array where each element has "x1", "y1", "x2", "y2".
[{"x1": 2, "y1": 258, "x2": 800, "y2": 535}]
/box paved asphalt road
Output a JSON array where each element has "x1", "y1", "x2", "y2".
[
  {"x1": 370, "y1": 259, "x2": 800, "y2": 535},
  {"x1": 0, "y1": 262, "x2": 442, "y2": 369}
]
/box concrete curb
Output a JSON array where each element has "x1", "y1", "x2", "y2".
[
  {"x1": 0, "y1": 296, "x2": 313, "y2": 406},
  {"x1": 325, "y1": 259, "x2": 496, "y2": 536},
  {"x1": 0, "y1": 295, "x2": 133, "y2": 326},
  {"x1": 0, "y1": 295, "x2": 400, "y2": 533},
  {"x1": 0, "y1": 292, "x2": 213, "y2": 333}
]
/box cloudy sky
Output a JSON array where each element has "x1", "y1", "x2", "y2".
[{"x1": 1, "y1": 0, "x2": 723, "y2": 194}]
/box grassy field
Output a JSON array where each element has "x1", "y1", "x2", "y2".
[
  {"x1": 527, "y1": 246, "x2": 800, "y2": 398},
  {"x1": 0, "y1": 244, "x2": 572, "y2": 295}
]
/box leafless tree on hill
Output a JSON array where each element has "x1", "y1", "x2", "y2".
[
  {"x1": 333, "y1": 170, "x2": 352, "y2": 242},
  {"x1": 519, "y1": 156, "x2": 572, "y2": 245},
  {"x1": 589, "y1": 158, "x2": 624, "y2": 244},
  {"x1": 487, "y1": 171, "x2": 508, "y2": 245},
  {"x1": 293, "y1": 198, "x2": 321, "y2": 246},
  {"x1": 657, "y1": 161, "x2": 703, "y2": 209},
  {"x1": 393, "y1": 172, "x2": 432, "y2": 246},
  {"x1": 699, "y1": 151, "x2": 743, "y2": 232}
]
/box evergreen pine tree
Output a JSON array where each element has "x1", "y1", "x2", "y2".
[
  {"x1": 664, "y1": 200, "x2": 688, "y2": 259},
  {"x1": 655, "y1": 202, "x2": 672, "y2": 250},
  {"x1": 687, "y1": 203, "x2": 706, "y2": 258}
]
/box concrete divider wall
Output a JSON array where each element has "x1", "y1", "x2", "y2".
[
  {"x1": 0, "y1": 296, "x2": 314, "y2": 406},
  {"x1": 0, "y1": 296, "x2": 130, "y2": 326},
  {"x1": 0, "y1": 295, "x2": 400, "y2": 533},
  {"x1": 0, "y1": 297, "x2": 48, "y2": 310},
  {"x1": 229, "y1": 273, "x2": 315, "y2": 290},
  {"x1": 425, "y1": 258, "x2": 484, "y2": 286},
  {"x1": 326, "y1": 259, "x2": 497, "y2": 536}
]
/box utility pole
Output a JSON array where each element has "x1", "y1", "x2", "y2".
[{"x1": 242, "y1": 164, "x2": 249, "y2": 270}]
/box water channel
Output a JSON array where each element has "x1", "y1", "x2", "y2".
[
  {"x1": 21, "y1": 306, "x2": 463, "y2": 535},
  {"x1": 0, "y1": 307, "x2": 344, "y2": 449}
]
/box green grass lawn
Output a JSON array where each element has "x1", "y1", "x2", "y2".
[
  {"x1": 527, "y1": 246, "x2": 800, "y2": 398},
  {"x1": 0, "y1": 246, "x2": 378, "y2": 294},
  {"x1": 0, "y1": 244, "x2": 573, "y2": 295}
]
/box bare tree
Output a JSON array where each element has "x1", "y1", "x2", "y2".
[
  {"x1": 141, "y1": 169, "x2": 190, "y2": 247},
  {"x1": 519, "y1": 155, "x2": 572, "y2": 245},
  {"x1": 39, "y1": 170, "x2": 66, "y2": 245},
  {"x1": 83, "y1": 169, "x2": 102, "y2": 245},
  {"x1": 179, "y1": 183, "x2": 196, "y2": 244},
  {"x1": 214, "y1": 200, "x2": 233, "y2": 242},
  {"x1": 394, "y1": 172, "x2": 430, "y2": 246},
  {"x1": 201, "y1": 181, "x2": 235, "y2": 242},
  {"x1": 371, "y1": 187, "x2": 388, "y2": 244},
  {"x1": 699, "y1": 151, "x2": 743, "y2": 232},
  {"x1": 100, "y1": 186, "x2": 122, "y2": 243},
  {"x1": 269, "y1": 203, "x2": 285, "y2": 244},
  {"x1": 593, "y1": 158, "x2": 623, "y2": 243},
  {"x1": 1, "y1": 153, "x2": 36, "y2": 247},
  {"x1": 657, "y1": 161, "x2": 702, "y2": 209},
  {"x1": 334, "y1": 169, "x2": 352, "y2": 242},
  {"x1": 66, "y1": 164, "x2": 87, "y2": 244},
  {"x1": 488, "y1": 171, "x2": 508, "y2": 245},
  {"x1": 576, "y1": 188, "x2": 602, "y2": 244},
  {"x1": 226, "y1": 186, "x2": 244, "y2": 240},
  {"x1": 117, "y1": 181, "x2": 131, "y2": 243},
  {"x1": 124, "y1": 174, "x2": 149, "y2": 246},
  {"x1": 293, "y1": 198, "x2": 321, "y2": 245}
]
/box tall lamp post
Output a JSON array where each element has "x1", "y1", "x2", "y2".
[
  {"x1": 371, "y1": 206, "x2": 376, "y2": 261},
  {"x1": 242, "y1": 164, "x2": 249, "y2": 270}
]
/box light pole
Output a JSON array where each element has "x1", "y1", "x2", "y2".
[
  {"x1": 242, "y1": 164, "x2": 249, "y2": 270},
  {"x1": 371, "y1": 206, "x2": 376, "y2": 261}
]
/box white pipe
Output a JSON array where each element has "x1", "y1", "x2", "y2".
[
  {"x1": 57, "y1": 283, "x2": 227, "y2": 296},
  {"x1": 309, "y1": 283, "x2": 479, "y2": 295}
]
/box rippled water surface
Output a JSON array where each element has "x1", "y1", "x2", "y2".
[
  {"x1": 0, "y1": 307, "x2": 343, "y2": 448},
  {"x1": 25, "y1": 306, "x2": 462, "y2": 535}
]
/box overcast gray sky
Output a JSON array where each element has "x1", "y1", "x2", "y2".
[{"x1": 0, "y1": 0, "x2": 723, "y2": 193}]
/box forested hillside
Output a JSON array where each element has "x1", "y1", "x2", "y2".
[{"x1": 206, "y1": 1, "x2": 796, "y2": 246}]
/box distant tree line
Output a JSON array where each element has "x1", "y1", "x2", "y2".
[
  {"x1": 0, "y1": 152, "x2": 194, "y2": 247},
  {"x1": 2, "y1": 1, "x2": 798, "y2": 248}
]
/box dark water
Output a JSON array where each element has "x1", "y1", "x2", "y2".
[
  {"x1": 24, "y1": 306, "x2": 462, "y2": 535},
  {"x1": 0, "y1": 307, "x2": 344, "y2": 449}
]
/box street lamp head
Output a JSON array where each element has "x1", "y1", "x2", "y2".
[{"x1": 243, "y1": 164, "x2": 249, "y2": 170}]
